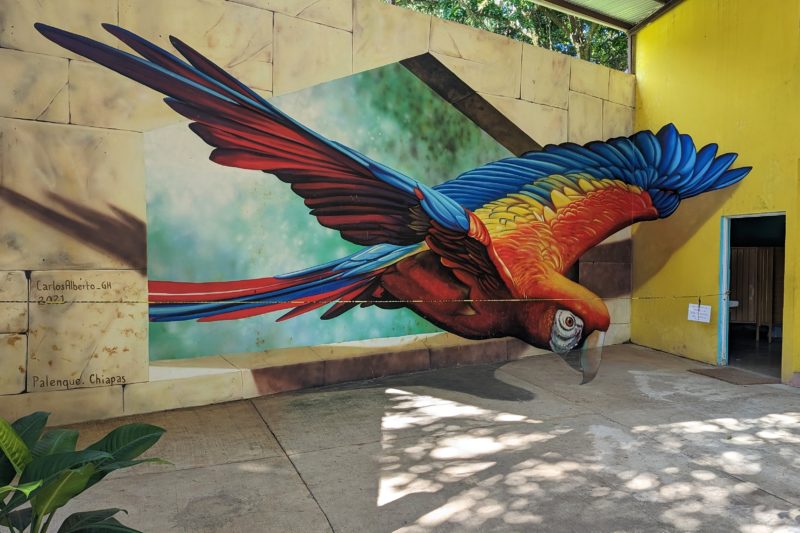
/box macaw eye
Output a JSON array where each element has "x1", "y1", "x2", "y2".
[
  {"x1": 550, "y1": 309, "x2": 584, "y2": 354},
  {"x1": 557, "y1": 309, "x2": 580, "y2": 332}
]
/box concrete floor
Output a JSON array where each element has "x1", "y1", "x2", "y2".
[{"x1": 58, "y1": 344, "x2": 800, "y2": 532}]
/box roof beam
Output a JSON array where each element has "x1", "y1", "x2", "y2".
[
  {"x1": 532, "y1": 0, "x2": 634, "y2": 31},
  {"x1": 402, "y1": 54, "x2": 543, "y2": 155}
]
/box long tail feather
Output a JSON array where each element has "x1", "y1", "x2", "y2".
[{"x1": 148, "y1": 243, "x2": 419, "y2": 322}]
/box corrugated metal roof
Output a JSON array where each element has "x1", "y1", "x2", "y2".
[
  {"x1": 566, "y1": 0, "x2": 664, "y2": 23},
  {"x1": 534, "y1": 0, "x2": 680, "y2": 31}
]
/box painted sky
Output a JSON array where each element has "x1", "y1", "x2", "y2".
[{"x1": 145, "y1": 63, "x2": 512, "y2": 360}]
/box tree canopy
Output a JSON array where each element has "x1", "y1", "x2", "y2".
[{"x1": 389, "y1": 0, "x2": 628, "y2": 71}]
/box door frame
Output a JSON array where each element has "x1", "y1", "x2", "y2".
[{"x1": 718, "y1": 212, "x2": 786, "y2": 366}]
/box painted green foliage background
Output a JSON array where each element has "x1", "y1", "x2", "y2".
[{"x1": 146, "y1": 63, "x2": 511, "y2": 360}]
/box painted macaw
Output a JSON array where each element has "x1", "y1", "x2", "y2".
[{"x1": 36, "y1": 24, "x2": 750, "y2": 383}]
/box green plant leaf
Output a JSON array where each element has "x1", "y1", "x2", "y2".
[
  {"x1": 4, "y1": 450, "x2": 112, "y2": 514},
  {"x1": 86, "y1": 424, "x2": 165, "y2": 463},
  {"x1": 20, "y1": 450, "x2": 112, "y2": 485},
  {"x1": 0, "y1": 481, "x2": 40, "y2": 520},
  {"x1": 30, "y1": 463, "x2": 95, "y2": 518},
  {"x1": 0, "y1": 412, "x2": 49, "y2": 485},
  {"x1": 12, "y1": 413, "x2": 50, "y2": 448},
  {"x1": 0, "y1": 479, "x2": 43, "y2": 497},
  {"x1": 0, "y1": 418, "x2": 33, "y2": 476},
  {"x1": 59, "y1": 515, "x2": 141, "y2": 532},
  {"x1": 0, "y1": 459, "x2": 13, "y2": 489},
  {"x1": 0, "y1": 508, "x2": 33, "y2": 530},
  {"x1": 57, "y1": 508, "x2": 128, "y2": 532},
  {"x1": 33, "y1": 430, "x2": 80, "y2": 458}
]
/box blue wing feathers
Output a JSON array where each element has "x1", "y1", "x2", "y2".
[
  {"x1": 436, "y1": 123, "x2": 750, "y2": 218},
  {"x1": 677, "y1": 135, "x2": 696, "y2": 176}
]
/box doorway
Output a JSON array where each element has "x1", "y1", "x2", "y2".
[{"x1": 720, "y1": 214, "x2": 785, "y2": 377}]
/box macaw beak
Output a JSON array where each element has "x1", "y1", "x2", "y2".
[{"x1": 557, "y1": 330, "x2": 605, "y2": 384}]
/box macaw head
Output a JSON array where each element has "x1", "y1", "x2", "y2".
[
  {"x1": 517, "y1": 275, "x2": 611, "y2": 384},
  {"x1": 548, "y1": 308, "x2": 607, "y2": 385}
]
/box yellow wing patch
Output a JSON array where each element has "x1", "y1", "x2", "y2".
[{"x1": 473, "y1": 173, "x2": 642, "y2": 238}]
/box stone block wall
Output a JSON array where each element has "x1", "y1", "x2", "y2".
[{"x1": 0, "y1": 0, "x2": 635, "y2": 422}]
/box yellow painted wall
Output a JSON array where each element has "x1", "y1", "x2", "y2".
[{"x1": 632, "y1": 0, "x2": 800, "y2": 382}]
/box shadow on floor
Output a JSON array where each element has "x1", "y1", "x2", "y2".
[{"x1": 332, "y1": 362, "x2": 537, "y2": 402}]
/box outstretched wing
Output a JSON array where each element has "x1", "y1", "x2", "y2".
[
  {"x1": 436, "y1": 125, "x2": 751, "y2": 288},
  {"x1": 471, "y1": 173, "x2": 658, "y2": 291},
  {"x1": 36, "y1": 23, "x2": 512, "y2": 302},
  {"x1": 35, "y1": 23, "x2": 469, "y2": 248}
]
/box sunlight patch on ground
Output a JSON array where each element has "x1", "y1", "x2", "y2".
[
  {"x1": 374, "y1": 385, "x2": 800, "y2": 531},
  {"x1": 630, "y1": 411, "x2": 800, "y2": 480},
  {"x1": 381, "y1": 388, "x2": 537, "y2": 433},
  {"x1": 377, "y1": 388, "x2": 557, "y2": 516}
]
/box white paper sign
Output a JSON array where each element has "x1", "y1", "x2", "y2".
[{"x1": 688, "y1": 303, "x2": 712, "y2": 323}]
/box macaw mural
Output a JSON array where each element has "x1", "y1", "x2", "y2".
[{"x1": 36, "y1": 24, "x2": 751, "y2": 383}]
